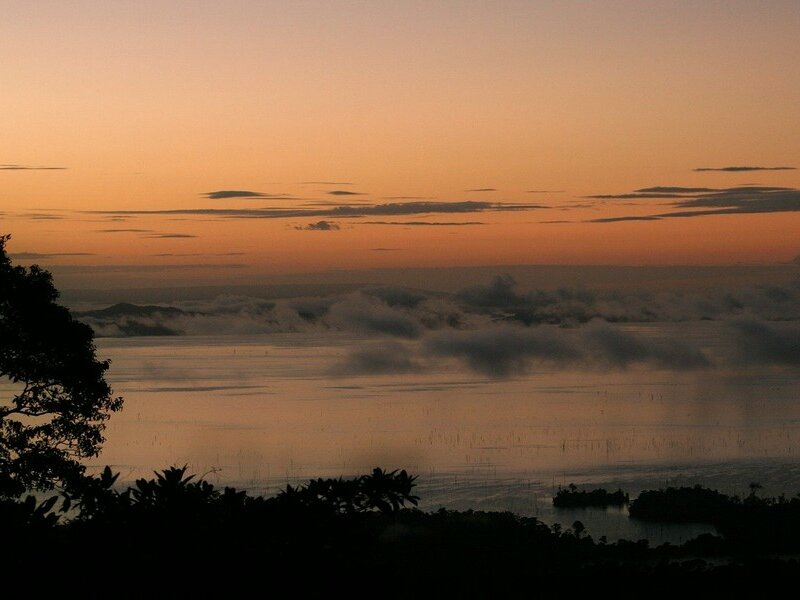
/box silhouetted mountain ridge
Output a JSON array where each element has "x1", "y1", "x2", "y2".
[{"x1": 75, "y1": 302, "x2": 188, "y2": 319}]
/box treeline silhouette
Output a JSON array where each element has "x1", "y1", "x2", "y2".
[
  {"x1": 554, "y1": 481, "x2": 800, "y2": 554},
  {"x1": 3, "y1": 467, "x2": 800, "y2": 595},
  {"x1": 629, "y1": 484, "x2": 800, "y2": 553},
  {"x1": 552, "y1": 483, "x2": 629, "y2": 507}
]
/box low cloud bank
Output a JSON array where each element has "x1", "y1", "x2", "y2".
[
  {"x1": 423, "y1": 321, "x2": 710, "y2": 377},
  {"x1": 76, "y1": 274, "x2": 800, "y2": 377},
  {"x1": 726, "y1": 320, "x2": 800, "y2": 366},
  {"x1": 332, "y1": 319, "x2": 796, "y2": 378}
]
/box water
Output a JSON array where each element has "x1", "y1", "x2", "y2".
[{"x1": 81, "y1": 323, "x2": 800, "y2": 544}]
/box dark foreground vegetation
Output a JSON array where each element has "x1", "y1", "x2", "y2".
[
  {"x1": 629, "y1": 483, "x2": 800, "y2": 554},
  {"x1": 2, "y1": 468, "x2": 800, "y2": 596}
]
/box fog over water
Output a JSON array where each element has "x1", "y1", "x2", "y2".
[
  {"x1": 87, "y1": 322, "x2": 800, "y2": 544},
  {"x1": 30, "y1": 267, "x2": 797, "y2": 543}
]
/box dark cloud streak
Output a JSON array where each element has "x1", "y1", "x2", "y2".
[
  {"x1": 85, "y1": 200, "x2": 544, "y2": 220},
  {"x1": 0, "y1": 164, "x2": 67, "y2": 171},
  {"x1": 360, "y1": 221, "x2": 485, "y2": 226},
  {"x1": 588, "y1": 186, "x2": 800, "y2": 222},
  {"x1": 636, "y1": 187, "x2": 719, "y2": 193},
  {"x1": 587, "y1": 193, "x2": 688, "y2": 199},
  {"x1": 140, "y1": 233, "x2": 198, "y2": 239},
  {"x1": 695, "y1": 166, "x2": 795, "y2": 172},
  {"x1": 10, "y1": 251, "x2": 95, "y2": 259},
  {"x1": 204, "y1": 190, "x2": 293, "y2": 199},
  {"x1": 151, "y1": 252, "x2": 243, "y2": 257}
]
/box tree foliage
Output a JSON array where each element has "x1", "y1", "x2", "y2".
[
  {"x1": 0, "y1": 235, "x2": 122, "y2": 498},
  {"x1": 276, "y1": 467, "x2": 420, "y2": 515}
]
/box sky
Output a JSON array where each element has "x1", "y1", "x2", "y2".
[{"x1": 3, "y1": 1, "x2": 800, "y2": 287}]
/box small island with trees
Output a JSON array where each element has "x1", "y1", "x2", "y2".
[{"x1": 552, "y1": 483, "x2": 629, "y2": 508}]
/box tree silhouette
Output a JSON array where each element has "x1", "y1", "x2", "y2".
[{"x1": 0, "y1": 235, "x2": 122, "y2": 498}]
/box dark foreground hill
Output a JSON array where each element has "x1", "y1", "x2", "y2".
[{"x1": 3, "y1": 468, "x2": 798, "y2": 597}]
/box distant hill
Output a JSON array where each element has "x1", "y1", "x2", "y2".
[
  {"x1": 75, "y1": 302, "x2": 188, "y2": 319},
  {"x1": 74, "y1": 303, "x2": 189, "y2": 336}
]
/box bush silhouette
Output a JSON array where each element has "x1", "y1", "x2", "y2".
[{"x1": 276, "y1": 467, "x2": 419, "y2": 515}]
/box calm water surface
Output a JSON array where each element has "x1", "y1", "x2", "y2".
[{"x1": 90, "y1": 323, "x2": 800, "y2": 543}]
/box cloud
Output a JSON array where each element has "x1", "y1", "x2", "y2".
[
  {"x1": 635, "y1": 187, "x2": 719, "y2": 194},
  {"x1": 465, "y1": 188, "x2": 497, "y2": 192},
  {"x1": 331, "y1": 341, "x2": 421, "y2": 375},
  {"x1": 457, "y1": 275, "x2": 528, "y2": 309},
  {"x1": 140, "y1": 233, "x2": 197, "y2": 238},
  {"x1": 581, "y1": 322, "x2": 709, "y2": 370},
  {"x1": 360, "y1": 221, "x2": 485, "y2": 226},
  {"x1": 86, "y1": 200, "x2": 543, "y2": 220},
  {"x1": 326, "y1": 294, "x2": 423, "y2": 338},
  {"x1": 588, "y1": 185, "x2": 800, "y2": 222},
  {"x1": 328, "y1": 190, "x2": 365, "y2": 196},
  {"x1": 424, "y1": 326, "x2": 580, "y2": 377},
  {"x1": 453, "y1": 274, "x2": 800, "y2": 325},
  {"x1": 9, "y1": 251, "x2": 95, "y2": 259},
  {"x1": 69, "y1": 276, "x2": 800, "y2": 379},
  {"x1": 694, "y1": 166, "x2": 795, "y2": 172},
  {"x1": 326, "y1": 317, "x2": 713, "y2": 378},
  {"x1": 590, "y1": 216, "x2": 663, "y2": 223},
  {"x1": 587, "y1": 193, "x2": 690, "y2": 199},
  {"x1": 526, "y1": 190, "x2": 565, "y2": 193},
  {"x1": 370, "y1": 248, "x2": 401, "y2": 252},
  {"x1": 725, "y1": 320, "x2": 800, "y2": 365},
  {"x1": 204, "y1": 190, "x2": 290, "y2": 199},
  {"x1": 72, "y1": 272, "x2": 800, "y2": 341},
  {"x1": 361, "y1": 286, "x2": 428, "y2": 308},
  {"x1": 664, "y1": 186, "x2": 799, "y2": 210},
  {"x1": 0, "y1": 164, "x2": 67, "y2": 170},
  {"x1": 424, "y1": 321, "x2": 710, "y2": 377},
  {"x1": 16, "y1": 213, "x2": 64, "y2": 220},
  {"x1": 95, "y1": 228, "x2": 197, "y2": 239},
  {"x1": 297, "y1": 221, "x2": 340, "y2": 231},
  {"x1": 297, "y1": 201, "x2": 544, "y2": 217},
  {"x1": 79, "y1": 292, "x2": 445, "y2": 339},
  {"x1": 151, "y1": 252, "x2": 245, "y2": 257}
]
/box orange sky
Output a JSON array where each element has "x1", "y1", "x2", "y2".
[{"x1": 2, "y1": 1, "x2": 800, "y2": 285}]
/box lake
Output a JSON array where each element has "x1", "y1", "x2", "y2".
[{"x1": 88, "y1": 322, "x2": 800, "y2": 544}]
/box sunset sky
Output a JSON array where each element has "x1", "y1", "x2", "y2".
[{"x1": 3, "y1": 1, "x2": 800, "y2": 287}]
